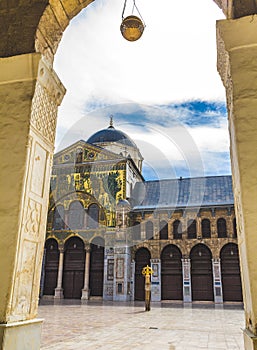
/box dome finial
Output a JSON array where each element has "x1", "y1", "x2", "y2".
[{"x1": 109, "y1": 115, "x2": 114, "y2": 129}]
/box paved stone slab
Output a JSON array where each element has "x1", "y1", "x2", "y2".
[{"x1": 38, "y1": 301, "x2": 245, "y2": 349}]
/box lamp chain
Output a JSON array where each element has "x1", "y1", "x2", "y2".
[
  {"x1": 122, "y1": 0, "x2": 145, "y2": 26},
  {"x1": 133, "y1": 0, "x2": 145, "y2": 26},
  {"x1": 122, "y1": 0, "x2": 127, "y2": 19}
]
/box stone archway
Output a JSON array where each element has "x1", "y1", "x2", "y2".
[{"x1": 1, "y1": 1, "x2": 257, "y2": 349}]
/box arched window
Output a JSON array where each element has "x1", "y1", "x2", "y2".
[
  {"x1": 159, "y1": 220, "x2": 168, "y2": 240},
  {"x1": 145, "y1": 221, "x2": 154, "y2": 240},
  {"x1": 201, "y1": 219, "x2": 211, "y2": 238},
  {"x1": 173, "y1": 220, "x2": 182, "y2": 239},
  {"x1": 75, "y1": 148, "x2": 83, "y2": 163},
  {"x1": 87, "y1": 204, "x2": 99, "y2": 229},
  {"x1": 53, "y1": 205, "x2": 65, "y2": 230},
  {"x1": 68, "y1": 201, "x2": 84, "y2": 230},
  {"x1": 132, "y1": 221, "x2": 141, "y2": 241},
  {"x1": 187, "y1": 219, "x2": 196, "y2": 239},
  {"x1": 217, "y1": 218, "x2": 227, "y2": 238},
  {"x1": 233, "y1": 218, "x2": 237, "y2": 238}
]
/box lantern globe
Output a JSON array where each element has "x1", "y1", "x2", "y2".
[{"x1": 120, "y1": 15, "x2": 145, "y2": 41}]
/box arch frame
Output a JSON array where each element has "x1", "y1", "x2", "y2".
[{"x1": 2, "y1": 1, "x2": 257, "y2": 349}]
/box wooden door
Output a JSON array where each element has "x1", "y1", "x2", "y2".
[
  {"x1": 135, "y1": 248, "x2": 151, "y2": 301},
  {"x1": 190, "y1": 244, "x2": 214, "y2": 301},
  {"x1": 221, "y1": 243, "x2": 243, "y2": 302},
  {"x1": 43, "y1": 239, "x2": 59, "y2": 296},
  {"x1": 63, "y1": 237, "x2": 85, "y2": 299},
  {"x1": 161, "y1": 245, "x2": 183, "y2": 300},
  {"x1": 89, "y1": 238, "x2": 104, "y2": 297}
]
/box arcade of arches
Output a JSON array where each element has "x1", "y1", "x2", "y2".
[
  {"x1": 43, "y1": 224, "x2": 242, "y2": 303},
  {"x1": 1, "y1": 1, "x2": 257, "y2": 349}
]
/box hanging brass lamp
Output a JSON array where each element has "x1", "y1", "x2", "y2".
[{"x1": 120, "y1": 0, "x2": 145, "y2": 42}]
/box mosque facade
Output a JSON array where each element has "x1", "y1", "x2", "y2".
[{"x1": 42, "y1": 120, "x2": 242, "y2": 303}]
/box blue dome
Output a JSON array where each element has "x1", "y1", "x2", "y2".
[{"x1": 87, "y1": 124, "x2": 137, "y2": 148}]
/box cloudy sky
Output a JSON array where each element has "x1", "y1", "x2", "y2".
[{"x1": 54, "y1": 0, "x2": 229, "y2": 181}]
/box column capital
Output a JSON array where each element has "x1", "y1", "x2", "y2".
[
  {"x1": 85, "y1": 244, "x2": 91, "y2": 253},
  {"x1": 217, "y1": 15, "x2": 257, "y2": 88},
  {"x1": 181, "y1": 256, "x2": 190, "y2": 262}
]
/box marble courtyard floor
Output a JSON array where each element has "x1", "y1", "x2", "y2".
[{"x1": 38, "y1": 300, "x2": 245, "y2": 350}]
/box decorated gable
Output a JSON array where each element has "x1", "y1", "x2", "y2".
[{"x1": 53, "y1": 140, "x2": 124, "y2": 165}]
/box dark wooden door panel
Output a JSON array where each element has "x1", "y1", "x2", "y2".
[
  {"x1": 63, "y1": 238, "x2": 85, "y2": 299},
  {"x1": 161, "y1": 245, "x2": 183, "y2": 300},
  {"x1": 73, "y1": 271, "x2": 84, "y2": 299},
  {"x1": 43, "y1": 270, "x2": 58, "y2": 295},
  {"x1": 162, "y1": 275, "x2": 183, "y2": 300},
  {"x1": 135, "y1": 274, "x2": 145, "y2": 301},
  {"x1": 135, "y1": 248, "x2": 151, "y2": 301},
  {"x1": 222, "y1": 275, "x2": 243, "y2": 302},
  {"x1": 191, "y1": 275, "x2": 214, "y2": 301},
  {"x1": 63, "y1": 271, "x2": 74, "y2": 299},
  {"x1": 221, "y1": 244, "x2": 243, "y2": 302},
  {"x1": 90, "y1": 244, "x2": 104, "y2": 297}
]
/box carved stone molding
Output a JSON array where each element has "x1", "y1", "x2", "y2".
[
  {"x1": 30, "y1": 82, "x2": 58, "y2": 145},
  {"x1": 30, "y1": 57, "x2": 65, "y2": 145}
]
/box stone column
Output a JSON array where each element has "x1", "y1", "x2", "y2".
[
  {"x1": 212, "y1": 258, "x2": 223, "y2": 303},
  {"x1": 150, "y1": 259, "x2": 161, "y2": 301},
  {"x1": 0, "y1": 53, "x2": 65, "y2": 350},
  {"x1": 130, "y1": 260, "x2": 136, "y2": 301},
  {"x1": 181, "y1": 258, "x2": 192, "y2": 302},
  {"x1": 54, "y1": 247, "x2": 64, "y2": 299},
  {"x1": 217, "y1": 16, "x2": 257, "y2": 348},
  {"x1": 81, "y1": 245, "x2": 91, "y2": 300}
]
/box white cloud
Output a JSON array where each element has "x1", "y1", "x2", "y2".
[
  {"x1": 53, "y1": 0, "x2": 229, "y2": 178},
  {"x1": 54, "y1": 0, "x2": 225, "y2": 121}
]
